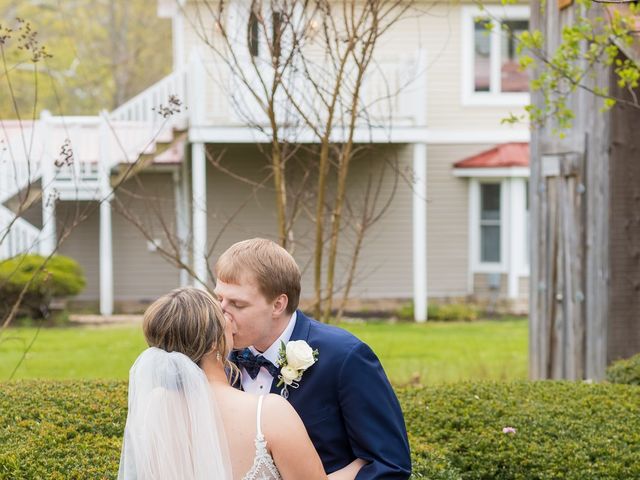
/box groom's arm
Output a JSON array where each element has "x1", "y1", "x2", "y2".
[{"x1": 338, "y1": 342, "x2": 411, "y2": 480}]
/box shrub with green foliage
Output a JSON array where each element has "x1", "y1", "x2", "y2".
[
  {"x1": 0, "y1": 254, "x2": 85, "y2": 318},
  {"x1": 1, "y1": 380, "x2": 638, "y2": 479},
  {"x1": 397, "y1": 301, "x2": 479, "y2": 322},
  {"x1": 607, "y1": 353, "x2": 640, "y2": 386}
]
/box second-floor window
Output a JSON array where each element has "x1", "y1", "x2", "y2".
[
  {"x1": 248, "y1": 9, "x2": 260, "y2": 57},
  {"x1": 462, "y1": 6, "x2": 530, "y2": 106}
]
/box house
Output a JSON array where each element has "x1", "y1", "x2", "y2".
[
  {"x1": 529, "y1": 3, "x2": 640, "y2": 380},
  {"x1": 0, "y1": 1, "x2": 531, "y2": 319}
]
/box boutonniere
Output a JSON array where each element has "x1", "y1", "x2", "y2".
[{"x1": 276, "y1": 340, "x2": 319, "y2": 399}]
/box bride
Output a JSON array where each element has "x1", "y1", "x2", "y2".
[{"x1": 118, "y1": 287, "x2": 364, "y2": 480}]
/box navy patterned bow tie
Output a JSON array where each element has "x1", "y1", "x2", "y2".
[{"x1": 232, "y1": 348, "x2": 280, "y2": 379}]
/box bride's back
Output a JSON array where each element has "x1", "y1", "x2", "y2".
[{"x1": 215, "y1": 387, "x2": 266, "y2": 479}]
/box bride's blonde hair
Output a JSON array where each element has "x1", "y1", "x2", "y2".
[{"x1": 142, "y1": 287, "x2": 237, "y2": 381}]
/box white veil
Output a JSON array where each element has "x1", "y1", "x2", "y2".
[{"x1": 118, "y1": 347, "x2": 233, "y2": 480}]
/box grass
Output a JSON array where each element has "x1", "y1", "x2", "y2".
[{"x1": 0, "y1": 318, "x2": 528, "y2": 384}]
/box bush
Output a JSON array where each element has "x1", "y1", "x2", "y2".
[
  {"x1": 0, "y1": 254, "x2": 85, "y2": 319},
  {"x1": 607, "y1": 353, "x2": 640, "y2": 385},
  {"x1": 1, "y1": 380, "x2": 639, "y2": 479},
  {"x1": 398, "y1": 302, "x2": 479, "y2": 322}
]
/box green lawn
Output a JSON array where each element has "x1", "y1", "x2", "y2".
[{"x1": 0, "y1": 319, "x2": 528, "y2": 384}]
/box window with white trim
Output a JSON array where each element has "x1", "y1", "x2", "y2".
[
  {"x1": 462, "y1": 6, "x2": 530, "y2": 106},
  {"x1": 480, "y1": 183, "x2": 501, "y2": 263},
  {"x1": 524, "y1": 179, "x2": 530, "y2": 268}
]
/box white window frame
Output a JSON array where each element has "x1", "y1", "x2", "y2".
[
  {"x1": 461, "y1": 5, "x2": 530, "y2": 107},
  {"x1": 470, "y1": 178, "x2": 508, "y2": 273}
]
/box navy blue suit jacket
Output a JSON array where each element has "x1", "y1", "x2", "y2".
[{"x1": 267, "y1": 311, "x2": 411, "y2": 479}]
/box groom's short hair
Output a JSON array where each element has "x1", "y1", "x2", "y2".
[{"x1": 215, "y1": 238, "x2": 301, "y2": 315}]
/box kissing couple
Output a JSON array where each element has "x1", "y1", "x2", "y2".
[{"x1": 118, "y1": 238, "x2": 411, "y2": 479}]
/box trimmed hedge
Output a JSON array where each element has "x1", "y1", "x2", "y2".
[
  {"x1": 0, "y1": 254, "x2": 85, "y2": 318},
  {"x1": 0, "y1": 381, "x2": 639, "y2": 479},
  {"x1": 607, "y1": 353, "x2": 640, "y2": 386},
  {"x1": 397, "y1": 302, "x2": 479, "y2": 322}
]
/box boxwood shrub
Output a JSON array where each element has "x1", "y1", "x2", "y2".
[
  {"x1": 397, "y1": 302, "x2": 479, "y2": 322},
  {"x1": 606, "y1": 353, "x2": 640, "y2": 386},
  {"x1": 0, "y1": 254, "x2": 85, "y2": 318},
  {"x1": 0, "y1": 381, "x2": 638, "y2": 479}
]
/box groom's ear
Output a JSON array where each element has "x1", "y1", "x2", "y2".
[{"x1": 272, "y1": 293, "x2": 289, "y2": 317}]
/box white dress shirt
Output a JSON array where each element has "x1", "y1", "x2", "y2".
[{"x1": 241, "y1": 311, "x2": 297, "y2": 394}]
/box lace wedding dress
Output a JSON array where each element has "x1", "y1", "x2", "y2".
[{"x1": 242, "y1": 395, "x2": 283, "y2": 480}]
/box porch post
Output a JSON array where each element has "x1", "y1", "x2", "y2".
[
  {"x1": 192, "y1": 142, "x2": 207, "y2": 289},
  {"x1": 413, "y1": 143, "x2": 428, "y2": 322},
  {"x1": 40, "y1": 111, "x2": 56, "y2": 255},
  {"x1": 174, "y1": 157, "x2": 190, "y2": 287},
  {"x1": 508, "y1": 177, "x2": 526, "y2": 299},
  {"x1": 99, "y1": 112, "x2": 114, "y2": 315}
]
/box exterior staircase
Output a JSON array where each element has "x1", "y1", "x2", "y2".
[
  {"x1": 0, "y1": 121, "x2": 45, "y2": 259},
  {"x1": 0, "y1": 105, "x2": 182, "y2": 261}
]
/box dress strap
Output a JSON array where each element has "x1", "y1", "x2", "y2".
[{"x1": 256, "y1": 395, "x2": 265, "y2": 438}]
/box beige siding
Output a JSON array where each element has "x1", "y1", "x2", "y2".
[
  {"x1": 112, "y1": 172, "x2": 181, "y2": 300},
  {"x1": 427, "y1": 144, "x2": 489, "y2": 296},
  {"x1": 204, "y1": 144, "x2": 414, "y2": 300},
  {"x1": 203, "y1": 142, "x2": 497, "y2": 301},
  {"x1": 519, "y1": 275, "x2": 529, "y2": 298},
  {"x1": 178, "y1": 1, "x2": 528, "y2": 131},
  {"x1": 56, "y1": 173, "x2": 181, "y2": 304},
  {"x1": 57, "y1": 201, "x2": 100, "y2": 300}
]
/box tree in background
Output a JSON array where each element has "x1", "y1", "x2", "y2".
[
  {"x1": 499, "y1": 1, "x2": 640, "y2": 132},
  {"x1": 0, "y1": 0, "x2": 172, "y2": 116},
  {"x1": 180, "y1": 0, "x2": 417, "y2": 320}
]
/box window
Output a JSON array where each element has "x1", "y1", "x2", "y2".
[
  {"x1": 462, "y1": 6, "x2": 530, "y2": 106},
  {"x1": 248, "y1": 9, "x2": 260, "y2": 57},
  {"x1": 271, "y1": 10, "x2": 283, "y2": 62},
  {"x1": 480, "y1": 183, "x2": 501, "y2": 263}
]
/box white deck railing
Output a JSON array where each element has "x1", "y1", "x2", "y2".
[
  {"x1": 0, "y1": 205, "x2": 41, "y2": 260},
  {"x1": 110, "y1": 69, "x2": 189, "y2": 130},
  {"x1": 107, "y1": 49, "x2": 426, "y2": 132},
  {"x1": 194, "y1": 51, "x2": 426, "y2": 129}
]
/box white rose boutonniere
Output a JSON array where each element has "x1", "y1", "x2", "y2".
[{"x1": 276, "y1": 340, "x2": 319, "y2": 399}]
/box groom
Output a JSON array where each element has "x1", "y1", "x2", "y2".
[{"x1": 214, "y1": 238, "x2": 411, "y2": 479}]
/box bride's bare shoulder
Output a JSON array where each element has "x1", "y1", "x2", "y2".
[{"x1": 261, "y1": 394, "x2": 304, "y2": 431}]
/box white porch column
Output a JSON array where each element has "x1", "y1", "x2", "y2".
[
  {"x1": 188, "y1": 51, "x2": 206, "y2": 126},
  {"x1": 40, "y1": 111, "x2": 56, "y2": 255},
  {"x1": 174, "y1": 160, "x2": 190, "y2": 287},
  {"x1": 99, "y1": 112, "x2": 114, "y2": 315},
  {"x1": 413, "y1": 143, "x2": 428, "y2": 322},
  {"x1": 508, "y1": 177, "x2": 526, "y2": 299},
  {"x1": 172, "y1": 8, "x2": 185, "y2": 70},
  {"x1": 192, "y1": 142, "x2": 208, "y2": 289}
]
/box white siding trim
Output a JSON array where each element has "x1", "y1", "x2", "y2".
[
  {"x1": 468, "y1": 176, "x2": 530, "y2": 292},
  {"x1": 189, "y1": 126, "x2": 530, "y2": 144},
  {"x1": 99, "y1": 113, "x2": 114, "y2": 315},
  {"x1": 192, "y1": 142, "x2": 207, "y2": 289},
  {"x1": 40, "y1": 111, "x2": 56, "y2": 256},
  {"x1": 471, "y1": 178, "x2": 507, "y2": 274},
  {"x1": 413, "y1": 143, "x2": 428, "y2": 322},
  {"x1": 454, "y1": 167, "x2": 529, "y2": 178},
  {"x1": 508, "y1": 177, "x2": 527, "y2": 297},
  {"x1": 174, "y1": 166, "x2": 190, "y2": 287}
]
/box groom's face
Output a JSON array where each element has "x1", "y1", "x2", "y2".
[{"x1": 214, "y1": 276, "x2": 275, "y2": 351}]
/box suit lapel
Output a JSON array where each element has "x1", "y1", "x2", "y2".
[{"x1": 269, "y1": 310, "x2": 312, "y2": 395}]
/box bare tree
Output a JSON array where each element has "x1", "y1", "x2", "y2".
[
  {"x1": 0, "y1": 18, "x2": 177, "y2": 378},
  {"x1": 176, "y1": 0, "x2": 418, "y2": 320}
]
